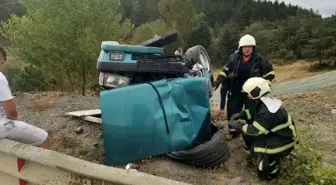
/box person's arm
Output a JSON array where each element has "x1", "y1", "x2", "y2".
[
  {"x1": 229, "y1": 109, "x2": 274, "y2": 136},
  {"x1": 230, "y1": 108, "x2": 252, "y2": 121},
  {"x1": 261, "y1": 56, "x2": 275, "y2": 84},
  {"x1": 241, "y1": 111, "x2": 273, "y2": 136},
  {"x1": 1, "y1": 99, "x2": 18, "y2": 120},
  {"x1": 214, "y1": 55, "x2": 234, "y2": 90}
]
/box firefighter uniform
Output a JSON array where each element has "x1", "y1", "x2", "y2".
[
  {"x1": 229, "y1": 77, "x2": 297, "y2": 180},
  {"x1": 214, "y1": 35, "x2": 275, "y2": 136}
]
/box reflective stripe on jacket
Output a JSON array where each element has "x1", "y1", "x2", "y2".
[
  {"x1": 240, "y1": 103, "x2": 297, "y2": 155},
  {"x1": 218, "y1": 51, "x2": 275, "y2": 92}
]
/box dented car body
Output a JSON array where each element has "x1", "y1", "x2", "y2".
[{"x1": 97, "y1": 31, "x2": 216, "y2": 166}]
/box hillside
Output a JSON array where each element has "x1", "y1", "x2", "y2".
[
  {"x1": 121, "y1": 0, "x2": 308, "y2": 27},
  {"x1": 0, "y1": 0, "x2": 335, "y2": 93},
  {"x1": 0, "y1": 1, "x2": 335, "y2": 184},
  {"x1": 13, "y1": 69, "x2": 336, "y2": 185}
]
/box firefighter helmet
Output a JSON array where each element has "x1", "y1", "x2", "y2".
[
  {"x1": 238, "y1": 34, "x2": 256, "y2": 49},
  {"x1": 242, "y1": 77, "x2": 270, "y2": 99}
]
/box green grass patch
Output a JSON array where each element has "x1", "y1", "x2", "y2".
[{"x1": 279, "y1": 131, "x2": 336, "y2": 185}]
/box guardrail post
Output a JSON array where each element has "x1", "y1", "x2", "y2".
[{"x1": 17, "y1": 158, "x2": 27, "y2": 185}]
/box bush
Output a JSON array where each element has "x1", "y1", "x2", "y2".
[
  {"x1": 279, "y1": 132, "x2": 336, "y2": 185},
  {"x1": 308, "y1": 60, "x2": 335, "y2": 72},
  {"x1": 271, "y1": 59, "x2": 286, "y2": 65},
  {"x1": 11, "y1": 64, "x2": 57, "y2": 92},
  {"x1": 271, "y1": 49, "x2": 296, "y2": 60},
  {"x1": 2, "y1": 65, "x2": 21, "y2": 85}
]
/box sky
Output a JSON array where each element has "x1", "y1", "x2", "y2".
[{"x1": 269, "y1": 0, "x2": 336, "y2": 17}]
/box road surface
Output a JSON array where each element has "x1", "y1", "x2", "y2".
[{"x1": 211, "y1": 70, "x2": 336, "y2": 104}]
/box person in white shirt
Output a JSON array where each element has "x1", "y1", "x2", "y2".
[{"x1": 0, "y1": 47, "x2": 48, "y2": 148}]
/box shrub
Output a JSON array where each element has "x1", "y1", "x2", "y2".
[
  {"x1": 271, "y1": 49, "x2": 296, "y2": 60},
  {"x1": 279, "y1": 132, "x2": 336, "y2": 185},
  {"x1": 11, "y1": 64, "x2": 57, "y2": 92}
]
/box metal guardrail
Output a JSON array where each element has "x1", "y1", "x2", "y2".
[{"x1": 0, "y1": 139, "x2": 192, "y2": 185}]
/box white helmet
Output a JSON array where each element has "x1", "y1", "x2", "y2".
[
  {"x1": 242, "y1": 77, "x2": 270, "y2": 99},
  {"x1": 238, "y1": 34, "x2": 256, "y2": 49}
]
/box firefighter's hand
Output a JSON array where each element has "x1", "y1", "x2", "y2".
[
  {"x1": 214, "y1": 75, "x2": 225, "y2": 90},
  {"x1": 229, "y1": 120, "x2": 246, "y2": 132},
  {"x1": 230, "y1": 112, "x2": 244, "y2": 121},
  {"x1": 214, "y1": 81, "x2": 220, "y2": 90}
]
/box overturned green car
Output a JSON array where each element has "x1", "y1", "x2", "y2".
[{"x1": 97, "y1": 31, "x2": 229, "y2": 167}]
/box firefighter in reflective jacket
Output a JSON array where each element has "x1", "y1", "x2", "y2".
[
  {"x1": 214, "y1": 34, "x2": 275, "y2": 138},
  {"x1": 228, "y1": 77, "x2": 297, "y2": 180}
]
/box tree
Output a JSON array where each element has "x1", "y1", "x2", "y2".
[
  {"x1": 0, "y1": 0, "x2": 26, "y2": 22},
  {"x1": 186, "y1": 22, "x2": 212, "y2": 50},
  {"x1": 216, "y1": 21, "x2": 240, "y2": 65},
  {"x1": 131, "y1": 19, "x2": 170, "y2": 44},
  {"x1": 231, "y1": 3, "x2": 251, "y2": 31},
  {"x1": 11, "y1": 64, "x2": 56, "y2": 92},
  {"x1": 302, "y1": 26, "x2": 334, "y2": 66},
  {"x1": 130, "y1": 0, "x2": 142, "y2": 26},
  {"x1": 244, "y1": 21, "x2": 289, "y2": 58},
  {"x1": 158, "y1": 0, "x2": 205, "y2": 48},
  {"x1": 1, "y1": 0, "x2": 133, "y2": 95}
]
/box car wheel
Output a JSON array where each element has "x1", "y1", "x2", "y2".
[{"x1": 166, "y1": 124, "x2": 230, "y2": 168}]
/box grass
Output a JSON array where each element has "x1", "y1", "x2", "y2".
[{"x1": 278, "y1": 132, "x2": 336, "y2": 185}]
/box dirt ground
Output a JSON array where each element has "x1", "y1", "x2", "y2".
[
  {"x1": 14, "y1": 87, "x2": 336, "y2": 185},
  {"x1": 272, "y1": 61, "x2": 331, "y2": 83},
  {"x1": 13, "y1": 64, "x2": 336, "y2": 185}
]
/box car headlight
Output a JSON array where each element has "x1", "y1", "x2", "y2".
[
  {"x1": 109, "y1": 52, "x2": 124, "y2": 61},
  {"x1": 99, "y1": 72, "x2": 130, "y2": 88}
]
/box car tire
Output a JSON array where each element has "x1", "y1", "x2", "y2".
[
  {"x1": 184, "y1": 45, "x2": 215, "y2": 97},
  {"x1": 166, "y1": 124, "x2": 230, "y2": 168}
]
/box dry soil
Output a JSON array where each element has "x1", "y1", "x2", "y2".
[{"x1": 13, "y1": 65, "x2": 336, "y2": 185}]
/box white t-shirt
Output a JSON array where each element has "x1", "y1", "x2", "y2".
[{"x1": 0, "y1": 72, "x2": 13, "y2": 118}]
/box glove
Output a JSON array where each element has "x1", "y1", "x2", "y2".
[
  {"x1": 230, "y1": 112, "x2": 242, "y2": 121},
  {"x1": 214, "y1": 75, "x2": 225, "y2": 90},
  {"x1": 228, "y1": 120, "x2": 246, "y2": 133}
]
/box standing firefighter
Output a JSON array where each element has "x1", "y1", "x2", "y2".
[
  {"x1": 214, "y1": 34, "x2": 275, "y2": 139},
  {"x1": 229, "y1": 77, "x2": 297, "y2": 180}
]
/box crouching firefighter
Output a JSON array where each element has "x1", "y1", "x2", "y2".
[
  {"x1": 214, "y1": 34, "x2": 275, "y2": 139},
  {"x1": 228, "y1": 77, "x2": 297, "y2": 180}
]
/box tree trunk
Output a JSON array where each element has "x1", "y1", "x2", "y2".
[
  {"x1": 319, "y1": 52, "x2": 323, "y2": 66},
  {"x1": 65, "y1": 68, "x2": 75, "y2": 92},
  {"x1": 81, "y1": 64, "x2": 87, "y2": 96}
]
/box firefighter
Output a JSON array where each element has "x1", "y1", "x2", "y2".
[
  {"x1": 228, "y1": 77, "x2": 297, "y2": 180},
  {"x1": 214, "y1": 34, "x2": 275, "y2": 139}
]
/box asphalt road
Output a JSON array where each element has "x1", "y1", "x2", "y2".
[{"x1": 210, "y1": 70, "x2": 336, "y2": 104}]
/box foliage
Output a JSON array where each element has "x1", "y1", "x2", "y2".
[
  {"x1": 215, "y1": 21, "x2": 240, "y2": 64},
  {"x1": 0, "y1": 0, "x2": 335, "y2": 94},
  {"x1": 10, "y1": 64, "x2": 56, "y2": 92},
  {"x1": 131, "y1": 19, "x2": 170, "y2": 44},
  {"x1": 157, "y1": 0, "x2": 205, "y2": 48},
  {"x1": 2, "y1": 64, "x2": 21, "y2": 86},
  {"x1": 279, "y1": 133, "x2": 336, "y2": 185},
  {"x1": 0, "y1": 0, "x2": 25, "y2": 22},
  {"x1": 1, "y1": 0, "x2": 133, "y2": 95},
  {"x1": 120, "y1": 0, "x2": 336, "y2": 68},
  {"x1": 186, "y1": 22, "x2": 212, "y2": 50}
]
